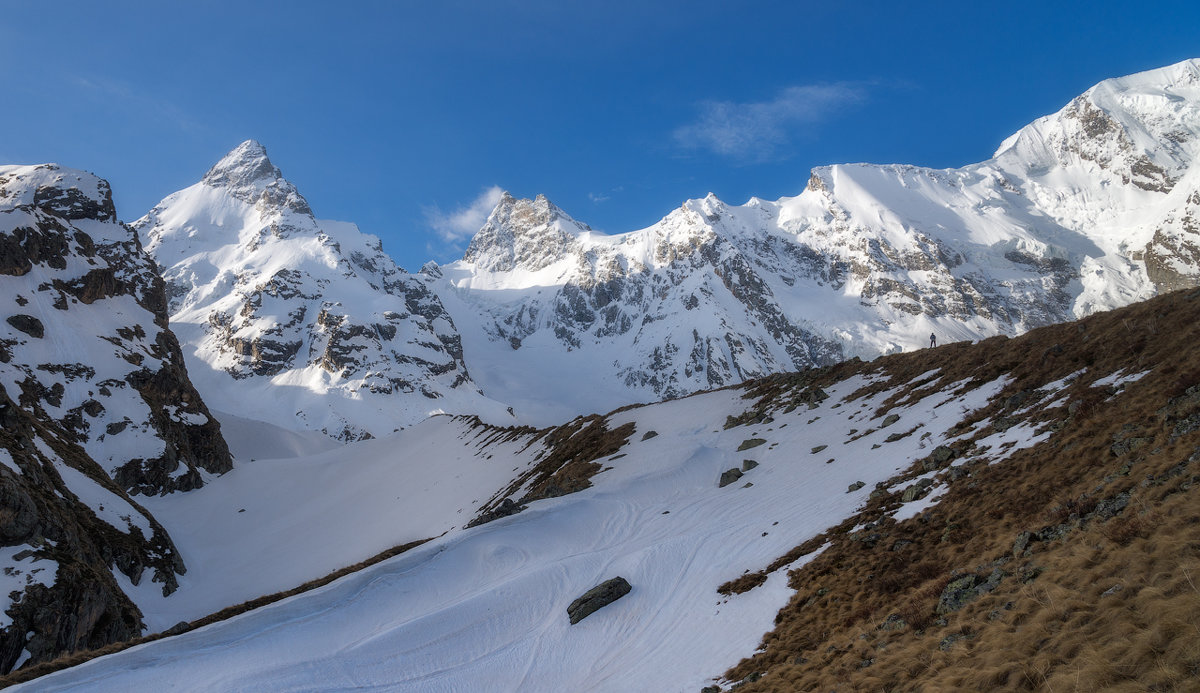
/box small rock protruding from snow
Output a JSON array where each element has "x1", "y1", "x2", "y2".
[
  {"x1": 567, "y1": 576, "x2": 632, "y2": 625},
  {"x1": 718, "y1": 468, "x2": 744, "y2": 488}
]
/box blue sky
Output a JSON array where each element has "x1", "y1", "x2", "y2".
[{"x1": 4, "y1": 1, "x2": 1199, "y2": 268}]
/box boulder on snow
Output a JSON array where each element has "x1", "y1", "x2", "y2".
[
  {"x1": 901, "y1": 478, "x2": 934, "y2": 502},
  {"x1": 568, "y1": 576, "x2": 632, "y2": 624},
  {"x1": 6, "y1": 314, "x2": 43, "y2": 338},
  {"x1": 718, "y1": 468, "x2": 744, "y2": 487}
]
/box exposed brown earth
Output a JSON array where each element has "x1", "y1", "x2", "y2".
[{"x1": 710, "y1": 288, "x2": 1200, "y2": 692}]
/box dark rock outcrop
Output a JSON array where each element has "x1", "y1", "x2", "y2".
[
  {"x1": 0, "y1": 164, "x2": 231, "y2": 670},
  {"x1": 567, "y1": 577, "x2": 632, "y2": 624},
  {"x1": 0, "y1": 164, "x2": 232, "y2": 495},
  {"x1": 719, "y1": 468, "x2": 744, "y2": 488},
  {"x1": 0, "y1": 384, "x2": 184, "y2": 673}
]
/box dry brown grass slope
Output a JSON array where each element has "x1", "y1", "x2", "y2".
[{"x1": 712, "y1": 288, "x2": 1200, "y2": 692}]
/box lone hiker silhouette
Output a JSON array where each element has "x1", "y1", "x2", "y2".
[{"x1": 930, "y1": 333, "x2": 937, "y2": 348}]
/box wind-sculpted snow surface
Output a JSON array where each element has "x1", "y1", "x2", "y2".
[
  {"x1": 23, "y1": 361, "x2": 1055, "y2": 691},
  {"x1": 428, "y1": 59, "x2": 1200, "y2": 423},
  {"x1": 135, "y1": 141, "x2": 514, "y2": 440}
]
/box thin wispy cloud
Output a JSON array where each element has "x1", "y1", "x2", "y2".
[
  {"x1": 72, "y1": 75, "x2": 205, "y2": 133},
  {"x1": 588, "y1": 185, "x2": 624, "y2": 204},
  {"x1": 673, "y1": 83, "x2": 865, "y2": 162},
  {"x1": 425, "y1": 185, "x2": 504, "y2": 244}
]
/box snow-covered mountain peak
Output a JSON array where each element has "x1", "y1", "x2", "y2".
[
  {"x1": 203, "y1": 139, "x2": 274, "y2": 186},
  {"x1": 993, "y1": 58, "x2": 1200, "y2": 192},
  {"x1": 462, "y1": 192, "x2": 592, "y2": 273},
  {"x1": 426, "y1": 60, "x2": 1200, "y2": 423},
  {"x1": 197, "y1": 139, "x2": 313, "y2": 217},
  {"x1": 0, "y1": 163, "x2": 116, "y2": 222},
  {"x1": 135, "y1": 144, "x2": 514, "y2": 440},
  {"x1": 139, "y1": 141, "x2": 324, "y2": 264}
]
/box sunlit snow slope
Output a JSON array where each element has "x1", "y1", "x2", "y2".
[{"x1": 25, "y1": 350, "x2": 1079, "y2": 692}]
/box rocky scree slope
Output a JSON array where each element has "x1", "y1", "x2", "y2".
[
  {"x1": 135, "y1": 141, "x2": 514, "y2": 441},
  {"x1": 0, "y1": 164, "x2": 231, "y2": 673},
  {"x1": 428, "y1": 58, "x2": 1200, "y2": 421}
]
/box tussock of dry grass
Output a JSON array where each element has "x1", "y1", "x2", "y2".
[
  {"x1": 470, "y1": 414, "x2": 636, "y2": 525},
  {"x1": 717, "y1": 288, "x2": 1200, "y2": 692}
]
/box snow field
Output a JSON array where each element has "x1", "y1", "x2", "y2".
[
  {"x1": 126, "y1": 415, "x2": 549, "y2": 631},
  {"x1": 27, "y1": 367, "x2": 1037, "y2": 692}
]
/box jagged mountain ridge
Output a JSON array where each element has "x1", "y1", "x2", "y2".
[
  {"x1": 126, "y1": 60, "x2": 1200, "y2": 431},
  {"x1": 135, "y1": 141, "x2": 514, "y2": 440},
  {"x1": 427, "y1": 58, "x2": 1200, "y2": 423}
]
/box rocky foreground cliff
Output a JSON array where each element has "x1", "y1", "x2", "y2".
[{"x1": 0, "y1": 164, "x2": 231, "y2": 671}]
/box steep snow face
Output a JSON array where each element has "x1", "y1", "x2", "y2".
[
  {"x1": 135, "y1": 141, "x2": 514, "y2": 440},
  {"x1": 0, "y1": 164, "x2": 230, "y2": 493},
  {"x1": 431, "y1": 59, "x2": 1200, "y2": 423},
  {"x1": 989, "y1": 57, "x2": 1200, "y2": 308}
]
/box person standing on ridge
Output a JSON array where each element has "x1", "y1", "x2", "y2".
[{"x1": 930, "y1": 333, "x2": 937, "y2": 348}]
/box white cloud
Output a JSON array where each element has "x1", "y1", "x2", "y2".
[
  {"x1": 588, "y1": 192, "x2": 610, "y2": 203},
  {"x1": 673, "y1": 83, "x2": 865, "y2": 162},
  {"x1": 425, "y1": 186, "x2": 505, "y2": 243}
]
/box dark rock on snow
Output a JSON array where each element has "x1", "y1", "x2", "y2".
[
  {"x1": 719, "y1": 468, "x2": 744, "y2": 488},
  {"x1": 568, "y1": 577, "x2": 632, "y2": 624}
]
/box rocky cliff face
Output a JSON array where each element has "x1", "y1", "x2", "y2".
[
  {"x1": 428, "y1": 59, "x2": 1200, "y2": 422},
  {"x1": 0, "y1": 164, "x2": 231, "y2": 493},
  {"x1": 446, "y1": 193, "x2": 844, "y2": 409},
  {"x1": 134, "y1": 141, "x2": 513, "y2": 440},
  {"x1": 0, "y1": 384, "x2": 185, "y2": 673},
  {"x1": 0, "y1": 164, "x2": 230, "y2": 673}
]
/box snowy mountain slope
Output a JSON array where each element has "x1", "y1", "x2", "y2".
[
  {"x1": 15, "y1": 317, "x2": 1104, "y2": 691},
  {"x1": 0, "y1": 164, "x2": 234, "y2": 672},
  {"x1": 0, "y1": 164, "x2": 231, "y2": 493},
  {"x1": 134, "y1": 141, "x2": 515, "y2": 440},
  {"x1": 15, "y1": 289, "x2": 1199, "y2": 691},
  {"x1": 431, "y1": 193, "x2": 845, "y2": 423},
  {"x1": 121, "y1": 415, "x2": 554, "y2": 631},
  {"x1": 427, "y1": 58, "x2": 1200, "y2": 423}
]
